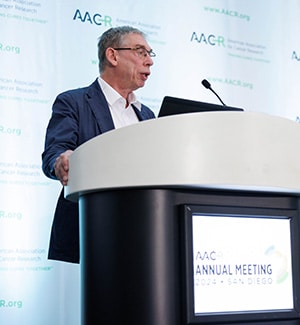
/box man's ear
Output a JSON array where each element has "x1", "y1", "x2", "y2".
[{"x1": 105, "y1": 47, "x2": 118, "y2": 67}]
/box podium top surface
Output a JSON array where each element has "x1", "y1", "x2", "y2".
[{"x1": 65, "y1": 111, "x2": 300, "y2": 201}]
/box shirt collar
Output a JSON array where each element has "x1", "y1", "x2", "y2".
[{"x1": 98, "y1": 76, "x2": 142, "y2": 110}]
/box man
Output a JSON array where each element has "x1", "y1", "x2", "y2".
[{"x1": 42, "y1": 26, "x2": 156, "y2": 263}]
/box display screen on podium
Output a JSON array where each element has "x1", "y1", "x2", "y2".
[
  {"x1": 183, "y1": 204, "x2": 300, "y2": 324},
  {"x1": 158, "y1": 96, "x2": 243, "y2": 117}
]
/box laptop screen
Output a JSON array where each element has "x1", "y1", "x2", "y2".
[{"x1": 158, "y1": 96, "x2": 243, "y2": 117}]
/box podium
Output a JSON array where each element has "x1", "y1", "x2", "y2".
[{"x1": 65, "y1": 112, "x2": 300, "y2": 325}]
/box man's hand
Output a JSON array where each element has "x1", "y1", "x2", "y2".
[{"x1": 54, "y1": 149, "x2": 74, "y2": 186}]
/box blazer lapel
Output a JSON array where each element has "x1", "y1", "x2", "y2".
[
  {"x1": 132, "y1": 104, "x2": 148, "y2": 121},
  {"x1": 85, "y1": 80, "x2": 115, "y2": 133},
  {"x1": 85, "y1": 79, "x2": 152, "y2": 132}
]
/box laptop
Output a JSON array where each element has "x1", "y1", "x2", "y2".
[{"x1": 158, "y1": 96, "x2": 244, "y2": 117}]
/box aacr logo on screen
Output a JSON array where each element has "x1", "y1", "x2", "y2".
[
  {"x1": 73, "y1": 9, "x2": 112, "y2": 26},
  {"x1": 195, "y1": 250, "x2": 222, "y2": 260},
  {"x1": 190, "y1": 32, "x2": 225, "y2": 46}
]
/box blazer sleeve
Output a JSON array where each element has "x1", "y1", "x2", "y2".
[{"x1": 42, "y1": 90, "x2": 82, "y2": 179}]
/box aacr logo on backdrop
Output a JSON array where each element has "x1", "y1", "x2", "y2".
[
  {"x1": 292, "y1": 51, "x2": 300, "y2": 61},
  {"x1": 73, "y1": 9, "x2": 112, "y2": 26},
  {"x1": 190, "y1": 32, "x2": 225, "y2": 46}
]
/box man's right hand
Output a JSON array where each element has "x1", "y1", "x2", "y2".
[{"x1": 54, "y1": 149, "x2": 74, "y2": 186}]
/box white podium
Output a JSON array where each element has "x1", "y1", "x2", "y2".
[
  {"x1": 65, "y1": 112, "x2": 300, "y2": 325},
  {"x1": 66, "y1": 111, "x2": 300, "y2": 200}
]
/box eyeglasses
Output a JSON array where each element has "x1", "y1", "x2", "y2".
[{"x1": 113, "y1": 47, "x2": 156, "y2": 58}]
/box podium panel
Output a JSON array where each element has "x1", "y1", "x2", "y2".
[
  {"x1": 79, "y1": 189, "x2": 180, "y2": 325},
  {"x1": 79, "y1": 187, "x2": 300, "y2": 325}
]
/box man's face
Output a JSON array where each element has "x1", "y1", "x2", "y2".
[{"x1": 114, "y1": 33, "x2": 154, "y2": 92}]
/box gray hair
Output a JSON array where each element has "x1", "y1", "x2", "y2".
[{"x1": 97, "y1": 26, "x2": 146, "y2": 73}]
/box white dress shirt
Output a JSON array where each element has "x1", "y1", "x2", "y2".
[{"x1": 98, "y1": 77, "x2": 141, "y2": 129}]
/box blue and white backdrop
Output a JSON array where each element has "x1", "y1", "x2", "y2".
[{"x1": 1, "y1": 1, "x2": 300, "y2": 324}]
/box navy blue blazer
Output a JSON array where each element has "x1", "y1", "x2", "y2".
[{"x1": 42, "y1": 79, "x2": 156, "y2": 263}]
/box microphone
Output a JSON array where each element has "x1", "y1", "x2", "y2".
[{"x1": 201, "y1": 79, "x2": 226, "y2": 106}]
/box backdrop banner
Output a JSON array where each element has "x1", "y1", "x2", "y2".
[{"x1": 1, "y1": 1, "x2": 300, "y2": 324}]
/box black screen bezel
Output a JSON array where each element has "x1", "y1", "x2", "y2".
[{"x1": 182, "y1": 204, "x2": 300, "y2": 324}]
